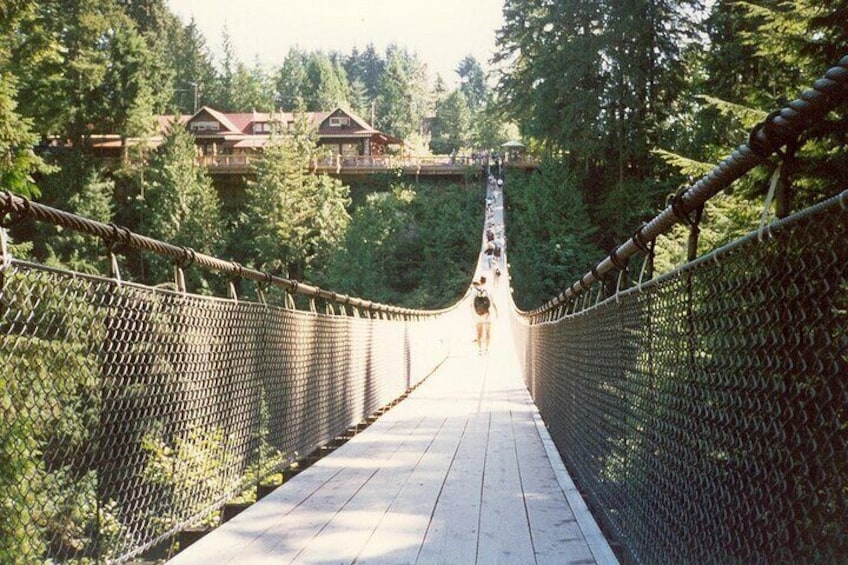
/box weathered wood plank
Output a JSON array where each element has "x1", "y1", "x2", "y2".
[
  {"x1": 354, "y1": 416, "x2": 465, "y2": 564},
  {"x1": 166, "y1": 334, "x2": 618, "y2": 565}
]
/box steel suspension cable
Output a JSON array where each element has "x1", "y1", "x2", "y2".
[{"x1": 528, "y1": 55, "x2": 848, "y2": 318}]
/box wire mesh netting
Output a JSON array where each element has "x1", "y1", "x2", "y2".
[
  {"x1": 513, "y1": 192, "x2": 848, "y2": 563},
  {"x1": 0, "y1": 261, "x2": 453, "y2": 563}
]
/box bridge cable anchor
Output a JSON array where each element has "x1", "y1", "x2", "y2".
[
  {"x1": 228, "y1": 261, "x2": 244, "y2": 302},
  {"x1": 173, "y1": 247, "x2": 196, "y2": 294},
  {"x1": 747, "y1": 109, "x2": 784, "y2": 162},
  {"x1": 758, "y1": 164, "x2": 783, "y2": 242},
  {"x1": 255, "y1": 272, "x2": 273, "y2": 306}
]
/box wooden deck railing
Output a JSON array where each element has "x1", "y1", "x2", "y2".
[{"x1": 194, "y1": 154, "x2": 537, "y2": 174}]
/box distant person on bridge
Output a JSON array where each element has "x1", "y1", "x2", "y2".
[{"x1": 472, "y1": 276, "x2": 497, "y2": 355}]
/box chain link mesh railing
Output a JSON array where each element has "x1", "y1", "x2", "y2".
[
  {"x1": 511, "y1": 56, "x2": 848, "y2": 564},
  {"x1": 0, "y1": 234, "x2": 456, "y2": 563},
  {"x1": 514, "y1": 192, "x2": 847, "y2": 563}
]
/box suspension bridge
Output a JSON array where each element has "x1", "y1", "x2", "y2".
[{"x1": 0, "y1": 58, "x2": 846, "y2": 565}]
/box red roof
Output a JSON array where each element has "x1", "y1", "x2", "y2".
[{"x1": 157, "y1": 106, "x2": 405, "y2": 147}]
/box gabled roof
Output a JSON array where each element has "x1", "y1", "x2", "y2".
[
  {"x1": 188, "y1": 106, "x2": 243, "y2": 134},
  {"x1": 178, "y1": 105, "x2": 402, "y2": 145},
  {"x1": 316, "y1": 107, "x2": 380, "y2": 138},
  {"x1": 222, "y1": 110, "x2": 277, "y2": 134}
]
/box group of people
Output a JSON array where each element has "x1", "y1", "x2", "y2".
[
  {"x1": 472, "y1": 175, "x2": 506, "y2": 355},
  {"x1": 483, "y1": 176, "x2": 506, "y2": 280}
]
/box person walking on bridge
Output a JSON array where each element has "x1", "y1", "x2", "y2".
[{"x1": 472, "y1": 276, "x2": 497, "y2": 355}]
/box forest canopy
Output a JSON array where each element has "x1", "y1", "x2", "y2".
[{"x1": 0, "y1": 0, "x2": 845, "y2": 310}]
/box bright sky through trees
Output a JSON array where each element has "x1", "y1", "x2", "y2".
[{"x1": 167, "y1": 0, "x2": 506, "y2": 85}]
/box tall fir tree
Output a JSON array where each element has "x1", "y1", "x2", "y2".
[
  {"x1": 239, "y1": 119, "x2": 350, "y2": 281},
  {"x1": 456, "y1": 55, "x2": 487, "y2": 112},
  {"x1": 138, "y1": 122, "x2": 223, "y2": 289},
  {"x1": 276, "y1": 48, "x2": 309, "y2": 110}
]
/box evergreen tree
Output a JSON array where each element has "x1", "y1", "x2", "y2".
[
  {"x1": 276, "y1": 48, "x2": 309, "y2": 110},
  {"x1": 472, "y1": 93, "x2": 512, "y2": 150},
  {"x1": 456, "y1": 55, "x2": 487, "y2": 111},
  {"x1": 359, "y1": 43, "x2": 385, "y2": 102},
  {"x1": 213, "y1": 25, "x2": 238, "y2": 111},
  {"x1": 138, "y1": 121, "x2": 223, "y2": 289},
  {"x1": 20, "y1": 0, "x2": 131, "y2": 147},
  {"x1": 430, "y1": 90, "x2": 472, "y2": 154},
  {"x1": 304, "y1": 52, "x2": 349, "y2": 110},
  {"x1": 320, "y1": 181, "x2": 477, "y2": 308},
  {"x1": 42, "y1": 169, "x2": 115, "y2": 274},
  {"x1": 687, "y1": 0, "x2": 848, "y2": 213},
  {"x1": 348, "y1": 78, "x2": 370, "y2": 119},
  {"x1": 494, "y1": 0, "x2": 702, "y2": 249},
  {"x1": 171, "y1": 19, "x2": 218, "y2": 113},
  {"x1": 375, "y1": 46, "x2": 428, "y2": 140},
  {"x1": 0, "y1": 76, "x2": 47, "y2": 199},
  {"x1": 228, "y1": 58, "x2": 275, "y2": 112},
  {"x1": 506, "y1": 161, "x2": 601, "y2": 310},
  {"x1": 99, "y1": 21, "x2": 158, "y2": 154},
  {"x1": 322, "y1": 189, "x2": 410, "y2": 301},
  {"x1": 239, "y1": 120, "x2": 350, "y2": 281},
  {"x1": 119, "y1": 0, "x2": 180, "y2": 115},
  {"x1": 5, "y1": 0, "x2": 70, "y2": 140}
]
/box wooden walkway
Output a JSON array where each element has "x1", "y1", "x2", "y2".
[{"x1": 166, "y1": 301, "x2": 618, "y2": 565}]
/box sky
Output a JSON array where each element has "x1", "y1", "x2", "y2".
[{"x1": 166, "y1": 0, "x2": 506, "y2": 86}]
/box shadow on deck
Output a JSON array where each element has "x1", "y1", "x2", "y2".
[{"x1": 164, "y1": 307, "x2": 617, "y2": 565}]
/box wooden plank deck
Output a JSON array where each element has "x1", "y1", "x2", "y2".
[{"x1": 166, "y1": 301, "x2": 618, "y2": 565}]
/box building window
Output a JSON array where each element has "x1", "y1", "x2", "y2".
[
  {"x1": 190, "y1": 121, "x2": 220, "y2": 132},
  {"x1": 253, "y1": 122, "x2": 270, "y2": 133},
  {"x1": 329, "y1": 116, "x2": 350, "y2": 127}
]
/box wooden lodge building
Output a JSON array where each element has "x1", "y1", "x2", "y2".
[
  {"x1": 180, "y1": 106, "x2": 404, "y2": 167},
  {"x1": 85, "y1": 106, "x2": 533, "y2": 178},
  {"x1": 87, "y1": 106, "x2": 404, "y2": 173}
]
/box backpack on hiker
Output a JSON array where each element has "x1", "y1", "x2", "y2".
[{"x1": 474, "y1": 289, "x2": 491, "y2": 315}]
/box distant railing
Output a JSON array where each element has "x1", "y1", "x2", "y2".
[
  {"x1": 196, "y1": 154, "x2": 253, "y2": 169},
  {"x1": 194, "y1": 153, "x2": 537, "y2": 173}
]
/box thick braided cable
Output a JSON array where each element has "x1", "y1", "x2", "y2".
[
  {"x1": 0, "y1": 190, "x2": 429, "y2": 318},
  {"x1": 529, "y1": 55, "x2": 848, "y2": 318}
]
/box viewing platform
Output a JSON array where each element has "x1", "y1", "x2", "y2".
[{"x1": 194, "y1": 154, "x2": 538, "y2": 176}]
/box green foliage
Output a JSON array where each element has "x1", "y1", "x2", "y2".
[
  {"x1": 0, "y1": 74, "x2": 47, "y2": 198},
  {"x1": 239, "y1": 126, "x2": 350, "y2": 280},
  {"x1": 320, "y1": 179, "x2": 479, "y2": 308},
  {"x1": 138, "y1": 122, "x2": 223, "y2": 290},
  {"x1": 456, "y1": 55, "x2": 487, "y2": 112},
  {"x1": 0, "y1": 269, "x2": 124, "y2": 563},
  {"x1": 100, "y1": 21, "x2": 158, "y2": 142},
  {"x1": 505, "y1": 161, "x2": 601, "y2": 310},
  {"x1": 276, "y1": 48, "x2": 310, "y2": 110},
  {"x1": 141, "y1": 425, "x2": 237, "y2": 530},
  {"x1": 40, "y1": 167, "x2": 115, "y2": 275},
  {"x1": 170, "y1": 20, "x2": 217, "y2": 114},
  {"x1": 306, "y1": 52, "x2": 350, "y2": 110},
  {"x1": 227, "y1": 59, "x2": 276, "y2": 113},
  {"x1": 430, "y1": 90, "x2": 473, "y2": 154},
  {"x1": 653, "y1": 190, "x2": 762, "y2": 274},
  {"x1": 375, "y1": 46, "x2": 429, "y2": 140},
  {"x1": 0, "y1": 0, "x2": 52, "y2": 198},
  {"x1": 493, "y1": 0, "x2": 700, "y2": 267},
  {"x1": 652, "y1": 149, "x2": 714, "y2": 179}
]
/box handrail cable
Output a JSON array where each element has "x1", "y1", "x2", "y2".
[
  {"x1": 528, "y1": 55, "x2": 848, "y2": 317},
  {"x1": 0, "y1": 190, "x2": 435, "y2": 319}
]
